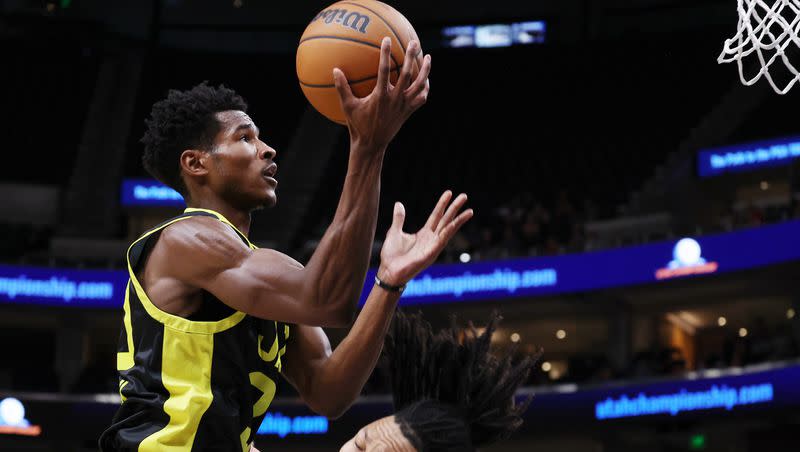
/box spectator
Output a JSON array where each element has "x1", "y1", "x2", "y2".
[{"x1": 519, "y1": 212, "x2": 543, "y2": 255}]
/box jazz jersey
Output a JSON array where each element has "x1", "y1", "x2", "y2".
[{"x1": 99, "y1": 208, "x2": 290, "y2": 451}]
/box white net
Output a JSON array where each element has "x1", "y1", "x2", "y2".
[{"x1": 718, "y1": 0, "x2": 800, "y2": 94}]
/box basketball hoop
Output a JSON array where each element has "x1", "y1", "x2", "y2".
[{"x1": 718, "y1": 0, "x2": 800, "y2": 95}]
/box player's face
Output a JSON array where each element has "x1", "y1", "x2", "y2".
[
  {"x1": 339, "y1": 416, "x2": 417, "y2": 452},
  {"x1": 209, "y1": 110, "x2": 278, "y2": 210}
]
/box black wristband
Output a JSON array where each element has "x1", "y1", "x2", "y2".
[{"x1": 375, "y1": 275, "x2": 406, "y2": 294}]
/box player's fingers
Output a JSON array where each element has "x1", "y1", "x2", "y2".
[
  {"x1": 332, "y1": 68, "x2": 355, "y2": 108},
  {"x1": 405, "y1": 54, "x2": 431, "y2": 97},
  {"x1": 436, "y1": 193, "x2": 468, "y2": 234},
  {"x1": 439, "y1": 209, "x2": 474, "y2": 242},
  {"x1": 395, "y1": 40, "x2": 420, "y2": 91},
  {"x1": 390, "y1": 201, "x2": 406, "y2": 232},
  {"x1": 409, "y1": 83, "x2": 429, "y2": 110},
  {"x1": 375, "y1": 37, "x2": 392, "y2": 93},
  {"x1": 424, "y1": 190, "x2": 453, "y2": 231}
]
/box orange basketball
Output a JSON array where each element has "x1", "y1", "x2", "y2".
[{"x1": 296, "y1": 0, "x2": 422, "y2": 125}]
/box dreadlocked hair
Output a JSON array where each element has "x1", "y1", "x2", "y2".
[
  {"x1": 384, "y1": 309, "x2": 542, "y2": 451},
  {"x1": 141, "y1": 81, "x2": 247, "y2": 197}
]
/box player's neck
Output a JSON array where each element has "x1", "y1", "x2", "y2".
[{"x1": 188, "y1": 200, "x2": 251, "y2": 237}]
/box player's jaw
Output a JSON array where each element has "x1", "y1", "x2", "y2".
[{"x1": 239, "y1": 156, "x2": 277, "y2": 209}]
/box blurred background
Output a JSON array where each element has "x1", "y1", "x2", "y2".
[{"x1": 1, "y1": 0, "x2": 799, "y2": 451}]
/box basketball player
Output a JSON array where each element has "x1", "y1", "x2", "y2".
[
  {"x1": 340, "y1": 310, "x2": 540, "y2": 451},
  {"x1": 99, "y1": 38, "x2": 473, "y2": 451}
]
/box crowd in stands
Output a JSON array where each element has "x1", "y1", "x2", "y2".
[
  {"x1": 295, "y1": 189, "x2": 594, "y2": 267},
  {"x1": 715, "y1": 196, "x2": 800, "y2": 233},
  {"x1": 438, "y1": 190, "x2": 592, "y2": 263},
  {"x1": 289, "y1": 180, "x2": 800, "y2": 268},
  {"x1": 700, "y1": 317, "x2": 799, "y2": 371},
  {"x1": 392, "y1": 190, "x2": 798, "y2": 266},
  {"x1": 524, "y1": 315, "x2": 799, "y2": 390},
  {"x1": 0, "y1": 222, "x2": 52, "y2": 262}
]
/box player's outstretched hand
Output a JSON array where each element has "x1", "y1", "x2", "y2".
[
  {"x1": 333, "y1": 37, "x2": 431, "y2": 151},
  {"x1": 378, "y1": 191, "x2": 473, "y2": 286}
]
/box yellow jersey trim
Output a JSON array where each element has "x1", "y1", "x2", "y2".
[{"x1": 116, "y1": 288, "x2": 135, "y2": 370}]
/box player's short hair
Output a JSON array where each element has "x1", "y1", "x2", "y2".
[
  {"x1": 384, "y1": 310, "x2": 542, "y2": 451},
  {"x1": 141, "y1": 82, "x2": 247, "y2": 197}
]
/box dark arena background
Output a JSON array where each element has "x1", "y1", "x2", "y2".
[{"x1": 1, "y1": 0, "x2": 800, "y2": 451}]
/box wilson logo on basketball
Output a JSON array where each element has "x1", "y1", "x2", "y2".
[{"x1": 311, "y1": 9, "x2": 371, "y2": 34}]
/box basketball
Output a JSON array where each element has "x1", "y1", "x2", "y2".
[{"x1": 296, "y1": 0, "x2": 422, "y2": 124}]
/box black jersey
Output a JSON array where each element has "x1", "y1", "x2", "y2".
[{"x1": 99, "y1": 208, "x2": 290, "y2": 451}]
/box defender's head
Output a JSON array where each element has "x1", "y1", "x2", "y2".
[
  {"x1": 141, "y1": 82, "x2": 278, "y2": 210},
  {"x1": 340, "y1": 310, "x2": 541, "y2": 452}
]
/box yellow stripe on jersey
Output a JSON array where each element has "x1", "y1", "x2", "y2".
[
  {"x1": 116, "y1": 288, "x2": 135, "y2": 371},
  {"x1": 276, "y1": 344, "x2": 287, "y2": 373},
  {"x1": 118, "y1": 380, "x2": 129, "y2": 402},
  {"x1": 139, "y1": 327, "x2": 214, "y2": 451},
  {"x1": 249, "y1": 371, "x2": 277, "y2": 418},
  {"x1": 257, "y1": 334, "x2": 279, "y2": 362},
  {"x1": 239, "y1": 372, "x2": 277, "y2": 452},
  {"x1": 239, "y1": 427, "x2": 252, "y2": 452},
  {"x1": 258, "y1": 321, "x2": 290, "y2": 372}
]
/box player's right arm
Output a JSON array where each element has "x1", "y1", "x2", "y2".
[
  {"x1": 158, "y1": 38, "x2": 430, "y2": 328},
  {"x1": 156, "y1": 216, "x2": 346, "y2": 327}
]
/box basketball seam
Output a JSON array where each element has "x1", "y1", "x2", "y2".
[
  {"x1": 299, "y1": 73, "x2": 397, "y2": 88},
  {"x1": 298, "y1": 35, "x2": 400, "y2": 75},
  {"x1": 337, "y1": 1, "x2": 408, "y2": 77}
]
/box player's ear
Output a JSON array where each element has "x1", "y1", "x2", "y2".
[{"x1": 180, "y1": 149, "x2": 210, "y2": 177}]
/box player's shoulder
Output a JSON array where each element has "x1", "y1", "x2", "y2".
[
  {"x1": 158, "y1": 215, "x2": 250, "y2": 262},
  {"x1": 160, "y1": 213, "x2": 228, "y2": 240}
]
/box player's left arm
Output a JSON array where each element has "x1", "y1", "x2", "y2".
[
  {"x1": 281, "y1": 192, "x2": 472, "y2": 418},
  {"x1": 280, "y1": 292, "x2": 396, "y2": 419}
]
